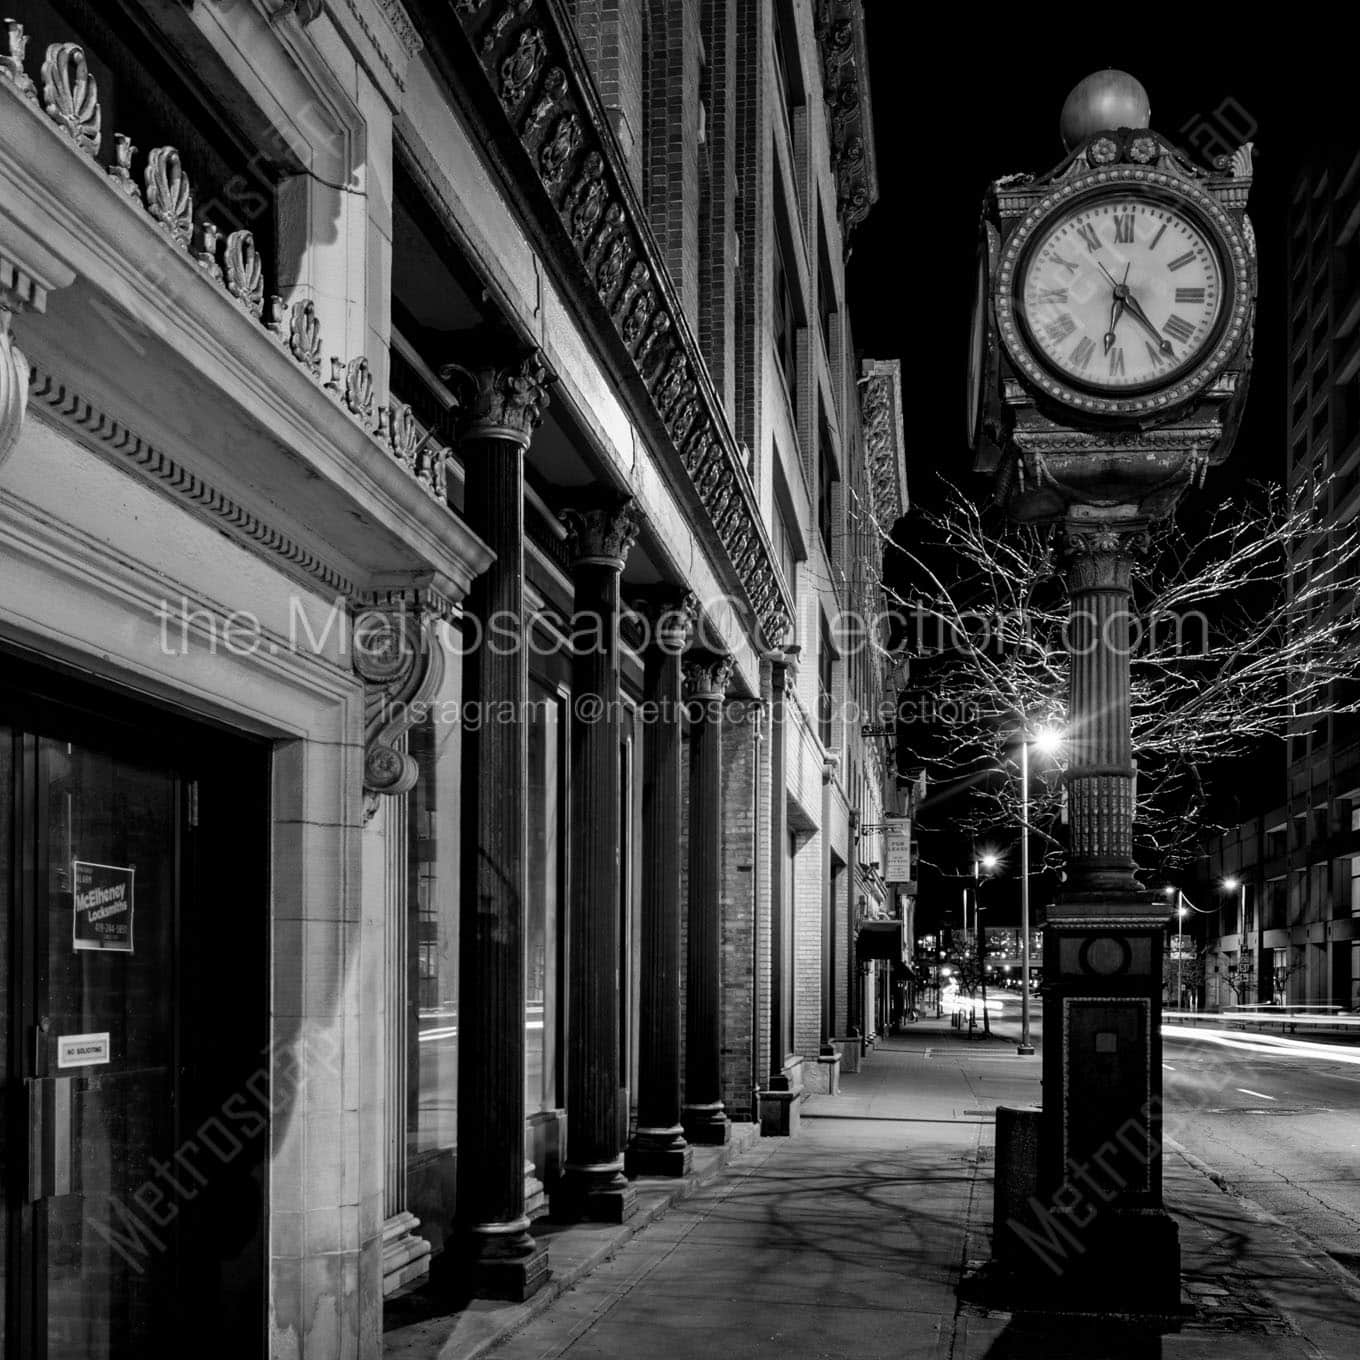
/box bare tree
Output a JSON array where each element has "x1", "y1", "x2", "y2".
[{"x1": 881, "y1": 479, "x2": 1360, "y2": 871}]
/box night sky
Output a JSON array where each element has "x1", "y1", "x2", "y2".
[
  {"x1": 848, "y1": 24, "x2": 1355, "y2": 923},
  {"x1": 849, "y1": 20, "x2": 1355, "y2": 511}
]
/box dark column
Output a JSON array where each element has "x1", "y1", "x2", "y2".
[
  {"x1": 1036, "y1": 514, "x2": 1179, "y2": 1311},
  {"x1": 682, "y1": 653, "x2": 735, "y2": 1144},
  {"x1": 556, "y1": 501, "x2": 642, "y2": 1223},
  {"x1": 767, "y1": 653, "x2": 791, "y2": 1081},
  {"x1": 627, "y1": 593, "x2": 697, "y2": 1177},
  {"x1": 445, "y1": 352, "x2": 551, "y2": 1302}
]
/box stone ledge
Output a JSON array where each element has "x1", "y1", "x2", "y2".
[{"x1": 383, "y1": 1123, "x2": 763, "y2": 1360}]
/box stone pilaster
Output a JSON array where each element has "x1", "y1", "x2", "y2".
[
  {"x1": 555, "y1": 499, "x2": 642, "y2": 1223},
  {"x1": 443, "y1": 351, "x2": 552, "y2": 1302},
  {"x1": 682, "y1": 653, "x2": 735, "y2": 1145},
  {"x1": 627, "y1": 593, "x2": 698, "y2": 1177}
]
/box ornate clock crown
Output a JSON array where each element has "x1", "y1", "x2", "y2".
[{"x1": 970, "y1": 70, "x2": 1257, "y2": 524}]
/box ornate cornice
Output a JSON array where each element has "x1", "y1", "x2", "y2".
[
  {"x1": 440, "y1": 351, "x2": 553, "y2": 448},
  {"x1": 859, "y1": 358, "x2": 906, "y2": 527},
  {"x1": 436, "y1": 0, "x2": 792, "y2": 650},
  {"x1": 560, "y1": 498, "x2": 641, "y2": 569},
  {"x1": 813, "y1": 0, "x2": 878, "y2": 249},
  {"x1": 352, "y1": 599, "x2": 444, "y2": 819}
]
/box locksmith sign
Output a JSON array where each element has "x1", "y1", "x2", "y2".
[{"x1": 72, "y1": 860, "x2": 135, "y2": 953}]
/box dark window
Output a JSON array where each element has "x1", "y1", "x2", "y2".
[
  {"x1": 818, "y1": 621, "x2": 835, "y2": 748},
  {"x1": 818, "y1": 416, "x2": 838, "y2": 560},
  {"x1": 772, "y1": 3, "x2": 803, "y2": 142},
  {"x1": 773, "y1": 211, "x2": 799, "y2": 414},
  {"x1": 818, "y1": 227, "x2": 835, "y2": 360}
]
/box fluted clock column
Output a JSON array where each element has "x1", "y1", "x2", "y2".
[
  {"x1": 443, "y1": 351, "x2": 552, "y2": 1302},
  {"x1": 1039, "y1": 512, "x2": 1179, "y2": 1311},
  {"x1": 1062, "y1": 520, "x2": 1147, "y2": 893},
  {"x1": 682, "y1": 654, "x2": 735, "y2": 1145},
  {"x1": 557, "y1": 500, "x2": 642, "y2": 1223},
  {"x1": 626, "y1": 593, "x2": 698, "y2": 1177}
]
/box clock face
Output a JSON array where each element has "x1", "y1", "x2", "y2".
[{"x1": 1019, "y1": 196, "x2": 1224, "y2": 392}]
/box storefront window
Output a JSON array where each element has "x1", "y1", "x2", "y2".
[
  {"x1": 408, "y1": 708, "x2": 459, "y2": 1159},
  {"x1": 526, "y1": 683, "x2": 565, "y2": 1113},
  {"x1": 405, "y1": 644, "x2": 462, "y2": 1254}
]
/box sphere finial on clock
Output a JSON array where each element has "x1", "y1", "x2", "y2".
[{"x1": 1060, "y1": 69, "x2": 1151, "y2": 150}]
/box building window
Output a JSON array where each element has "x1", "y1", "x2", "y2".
[
  {"x1": 818, "y1": 415, "x2": 838, "y2": 561},
  {"x1": 772, "y1": 488, "x2": 798, "y2": 605},
  {"x1": 772, "y1": 2, "x2": 802, "y2": 144},
  {"x1": 817, "y1": 223, "x2": 835, "y2": 360},
  {"x1": 526, "y1": 681, "x2": 566, "y2": 1113},
  {"x1": 818, "y1": 619, "x2": 835, "y2": 749},
  {"x1": 773, "y1": 208, "x2": 799, "y2": 415}
]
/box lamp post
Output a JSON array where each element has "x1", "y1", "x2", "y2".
[
  {"x1": 1223, "y1": 876, "x2": 1247, "y2": 1001},
  {"x1": 973, "y1": 853, "x2": 998, "y2": 1034},
  {"x1": 1160, "y1": 886, "x2": 1191, "y2": 1009},
  {"x1": 1017, "y1": 725, "x2": 1062, "y2": 1055}
]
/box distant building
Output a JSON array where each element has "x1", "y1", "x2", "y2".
[{"x1": 1199, "y1": 147, "x2": 1360, "y2": 1011}]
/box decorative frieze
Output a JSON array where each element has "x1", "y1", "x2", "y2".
[
  {"x1": 814, "y1": 1, "x2": 878, "y2": 249},
  {"x1": 860, "y1": 359, "x2": 907, "y2": 528},
  {"x1": 450, "y1": 1, "x2": 792, "y2": 649},
  {"x1": 144, "y1": 147, "x2": 194, "y2": 249}
]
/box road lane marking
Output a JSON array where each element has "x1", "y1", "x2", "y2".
[{"x1": 1236, "y1": 1088, "x2": 1276, "y2": 1101}]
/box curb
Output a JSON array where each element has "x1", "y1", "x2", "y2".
[{"x1": 1164, "y1": 1137, "x2": 1360, "y2": 1304}]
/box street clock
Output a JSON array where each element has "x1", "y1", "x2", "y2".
[{"x1": 969, "y1": 76, "x2": 1256, "y2": 522}]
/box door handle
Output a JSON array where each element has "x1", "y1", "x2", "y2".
[{"x1": 25, "y1": 1076, "x2": 73, "y2": 1202}]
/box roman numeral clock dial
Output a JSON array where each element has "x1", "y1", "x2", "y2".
[{"x1": 1018, "y1": 197, "x2": 1224, "y2": 396}]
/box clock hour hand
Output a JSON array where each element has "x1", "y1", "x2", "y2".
[{"x1": 1104, "y1": 296, "x2": 1126, "y2": 354}]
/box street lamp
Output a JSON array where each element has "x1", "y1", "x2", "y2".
[
  {"x1": 1222, "y1": 876, "x2": 1247, "y2": 1003},
  {"x1": 1161, "y1": 886, "x2": 1190, "y2": 1009},
  {"x1": 972, "y1": 852, "x2": 1000, "y2": 1035},
  {"x1": 1016, "y1": 724, "x2": 1062, "y2": 1056}
]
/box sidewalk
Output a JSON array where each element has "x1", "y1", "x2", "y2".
[{"x1": 391, "y1": 1021, "x2": 1360, "y2": 1359}]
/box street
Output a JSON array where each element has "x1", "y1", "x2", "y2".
[{"x1": 1162, "y1": 1026, "x2": 1360, "y2": 1275}]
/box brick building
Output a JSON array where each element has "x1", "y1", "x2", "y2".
[
  {"x1": 1198, "y1": 147, "x2": 1360, "y2": 1012},
  {"x1": 0, "y1": 1, "x2": 902, "y2": 1355}
]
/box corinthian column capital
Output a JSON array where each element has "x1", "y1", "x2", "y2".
[
  {"x1": 1062, "y1": 516, "x2": 1149, "y2": 593},
  {"x1": 441, "y1": 350, "x2": 555, "y2": 449},
  {"x1": 560, "y1": 498, "x2": 643, "y2": 569},
  {"x1": 683, "y1": 653, "x2": 736, "y2": 702}
]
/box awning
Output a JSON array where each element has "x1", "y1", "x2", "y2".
[{"x1": 856, "y1": 920, "x2": 906, "y2": 963}]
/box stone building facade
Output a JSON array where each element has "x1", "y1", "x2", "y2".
[{"x1": 0, "y1": 1, "x2": 903, "y2": 1355}]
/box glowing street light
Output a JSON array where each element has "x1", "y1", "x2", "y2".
[{"x1": 1015, "y1": 723, "x2": 1063, "y2": 1055}]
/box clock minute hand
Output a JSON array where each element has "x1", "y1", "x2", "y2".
[{"x1": 1120, "y1": 291, "x2": 1175, "y2": 355}]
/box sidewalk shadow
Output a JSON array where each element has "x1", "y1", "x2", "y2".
[{"x1": 982, "y1": 1314, "x2": 1165, "y2": 1359}]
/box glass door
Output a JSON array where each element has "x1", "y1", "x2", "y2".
[
  {"x1": 3, "y1": 665, "x2": 269, "y2": 1360},
  {"x1": 35, "y1": 732, "x2": 178, "y2": 1359}
]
